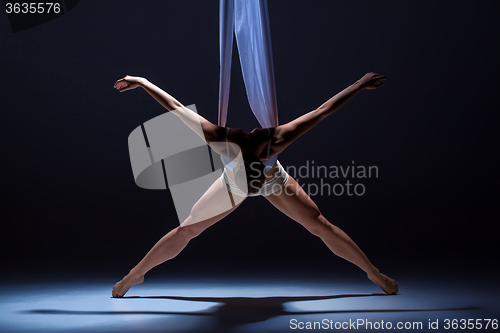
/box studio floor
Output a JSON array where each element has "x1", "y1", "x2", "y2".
[{"x1": 0, "y1": 271, "x2": 498, "y2": 333}]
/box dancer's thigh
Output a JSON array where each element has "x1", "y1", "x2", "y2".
[
  {"x1": 181, "y1": 177, "x2": 246, "y2": 229},
  {"x1": 265, "y1": 175, "x2": 323, "y2": 229}
]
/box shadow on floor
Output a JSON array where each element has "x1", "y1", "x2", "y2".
[{"x1": 26, "y1": 293, "x2": 480, "y2": 328}]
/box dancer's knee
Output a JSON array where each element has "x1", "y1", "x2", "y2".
[
  {"x1": 175, "y1": 223, "x2": 204, "y2": 240},
  {"x1": 306, "y1": 214, "x2": 335, "y2": 238}
]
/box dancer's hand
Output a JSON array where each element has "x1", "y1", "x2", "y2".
[
  {"x1": 114, "y1": 75, "x2": 145, "y2": 92},
  {"x1": 356, "y1": 72, "x2": 387, "y2": 90}
]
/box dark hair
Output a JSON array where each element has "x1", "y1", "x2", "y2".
[{"x1": 233, "y1": 158, "x2": 266, "y2": 195}]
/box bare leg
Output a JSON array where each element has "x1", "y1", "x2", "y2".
[
  {"x1": 112, "y1": 178, "x2": 246, "y2": 297},
  {"x1": 265, "y1": 176, "x2": 398, "y2": 295}
]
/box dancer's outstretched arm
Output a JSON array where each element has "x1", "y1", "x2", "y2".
[
  {"x1": 114, "y1": 75, "x2": 223, "y2": 143},
  {"x1": 271, "y1": 72, "x2": 386, "y2": 154}
]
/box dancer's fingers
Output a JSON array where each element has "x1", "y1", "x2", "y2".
[
  {"x1": 120, "y1": 85, "x2": 133, "y2": 92},
  {"x1": 114, "y1": 77, "x2": 129, "y2": 88},
  {"x1": 114, "y1": 80, "x2": 123, "y2": 89},
  {"x1": 118, "y1": 82, "x2": 129, "y2": 91}
]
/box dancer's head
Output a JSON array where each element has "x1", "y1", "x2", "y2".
[{"x1": 234, "y1": 157, "x2": 266, "y2": 195}]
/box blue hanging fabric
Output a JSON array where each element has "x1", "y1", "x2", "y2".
[
  {"x1": 218, "y1": 0, "x2": 279, "y2": 169},
  {"x1": 218, "y1": 0, "x2": 235, "y2": 128}
]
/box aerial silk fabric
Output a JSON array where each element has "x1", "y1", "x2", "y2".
[{"x1": 219, "y1": 0, "x2": 279, "y2": 169}]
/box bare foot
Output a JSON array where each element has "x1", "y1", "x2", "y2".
[
  {"x1": 368, "y1": 271, "x2": 399, "y2": 295},
  {"x1": 112, "y1": 274, "x2": 144, "y2": 298}
]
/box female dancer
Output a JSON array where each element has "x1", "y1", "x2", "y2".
[{"x1": 112, "y1": 72, "x2": 398, "y2": 297}]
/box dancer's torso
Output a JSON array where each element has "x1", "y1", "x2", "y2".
[{"x1": 220, "y1": 127, "x2": 279, "y2": 180}]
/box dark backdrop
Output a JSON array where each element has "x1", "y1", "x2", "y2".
[{"x1": 1, "y1": 0, "x2": 499, "y2": 279}]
